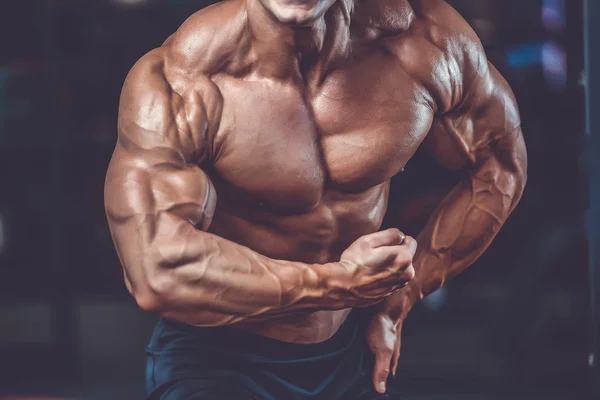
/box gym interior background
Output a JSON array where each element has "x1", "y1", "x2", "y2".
[{"x1": 0, "y1": 0, "x2": 595, "y2": 398}]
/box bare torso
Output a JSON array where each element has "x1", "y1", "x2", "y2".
[{"x1": 163, "y1": 0, "x2": 441, "y2": 342}]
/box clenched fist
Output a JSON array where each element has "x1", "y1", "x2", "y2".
[{"x1": 324, "y1": 228, "x2": 417, "y2": 308}]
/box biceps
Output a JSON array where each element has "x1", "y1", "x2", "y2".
[
  {"x1": 105, "y1": 146, "x2": 217, "y2": 243},
  {"x1": 143, "y1": 160, "x2": 216, "y2": 230}
]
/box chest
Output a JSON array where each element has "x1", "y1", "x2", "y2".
[{"x1": 210, "y1": 52, "x2": 434, "y2": 210}]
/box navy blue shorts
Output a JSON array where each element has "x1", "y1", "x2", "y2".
[{"x1": 145, "y1": 310, "x2": 402, "y2": 399}]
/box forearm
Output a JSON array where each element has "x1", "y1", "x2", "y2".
[
  {"x1": 382, "y1": 158, "x2": 526, "y2": 320},
  {"x1": 375, "y1": 19, "x2": 528, "y2": 322},
  {"x1": 128, "y1": 220, "x2": 353, "y2": 326}
]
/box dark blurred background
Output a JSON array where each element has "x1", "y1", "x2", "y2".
[{"x1": 0, "y1": 0, "x2": 593, "y2": 399}]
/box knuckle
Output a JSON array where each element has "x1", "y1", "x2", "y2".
[
  {"x1": 403, "y1": 264, "x2": 416, "y2": 282},
  {"x1": 362, "y1": 236, "x2": 375, "y2": 247},
  {"x1": 389, "y1": 228, "x2": 404, "y2": 244},
  {"x1": 388, "y1": 228, "x2": 401, "y2": 236}
]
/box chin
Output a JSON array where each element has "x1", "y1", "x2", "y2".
[
  {"x1": 266, "y1": 0, "x2": 335, "y2": 26},
  {"x1": 273, "y1": 8, "x2": 320, "y2": 26}
]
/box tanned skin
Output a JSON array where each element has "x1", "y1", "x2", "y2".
[{"x1": 105, "y1": 0, "x2": 527, "y2": 394}]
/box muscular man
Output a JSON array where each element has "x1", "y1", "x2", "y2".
[{"x1": 104, "y1": 0, "x2": 527, "y2": 398}]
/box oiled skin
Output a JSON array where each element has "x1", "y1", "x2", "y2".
[{"x1": 105, "y1": 0, "x2": 527, "y2": 344}]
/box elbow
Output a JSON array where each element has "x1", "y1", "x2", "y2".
[
  {"x1": 131, "y1": 264, "x2": 237, "y2": 327},
  {"x1": 134, "y1": 287, "x2": 239, "y2": 328},
  {"x1": 132, "y1": 266, "x2": 176, "y2": 313}
]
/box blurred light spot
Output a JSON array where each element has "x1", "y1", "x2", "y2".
[
  {"x1": 542, "y1": 0, "x2": 566, "y2": 32},
  {"x1": 422, "y1": 286, "x2": 448, "y2": 312},
  {"x1": 506, "y1": 43, "x2": 543, "y2": 68},
  {"x1": 542, "y1": 41, "x2": 567, "y2": 90}
]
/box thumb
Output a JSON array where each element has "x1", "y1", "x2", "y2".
[
  {"x1": 391, "y1": 334, "x2": 401, "y2": 377},
  {"x1": 372, "y1": 349, "x2": 392, "y2": 394}
]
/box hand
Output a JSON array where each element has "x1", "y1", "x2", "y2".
[
  {"x1": 367, "y1": 312, "x2": 404, "y2": 394},
  {"x1": 332, "y1": 228, "x2": 417, "y2": 307}
]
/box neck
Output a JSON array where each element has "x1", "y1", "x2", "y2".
[{"x1": 246, "y1": 0, "x2": 354, "y2": 80}]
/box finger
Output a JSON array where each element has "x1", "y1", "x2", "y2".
[
  {"x1": 391, "y1": 334, "x2": 401, "y2": 376},
  {"x1": 402, "y1": 235, "x2": 418, "y2": 256},
  {"x1": 364, "y1": 228, "x2": 405, "y2": 248},
  {"x1": 372, "y1": 349, "x2": 392, "y2": 394},
  {"x1": 368, "y1": 245, "x2": 402, "y2": 268}
]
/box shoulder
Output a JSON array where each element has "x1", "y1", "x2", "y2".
[
  {"x1": 119, "y1": 49, "x2": 172, "y2": 135},
  {"x1": 410, "y1": 0, "x2": 486, "y2": 77},
  {"x1": 118, "y1": 1, "x2": 244, "y2": 157},
  {"x1": 366, "y1": 0, "x2": 479, "y2": 46},
  {"x1": 118, "y1": 47, "x2": 216, "y2": 163},
  {"x1": 122, "y1": 0, "x2": 248, "y2": 106},
  {"x1": 380, "y1": 0, "x2": 488, "y2": 111},
  {"x1": 162, "y1": 0, "x2": 249, "y2": 79}
]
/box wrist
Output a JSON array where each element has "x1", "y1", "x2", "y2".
[
  {"x1": 308, "y1": 261, "x2": 361, "y2": 310},
  {"x1": 380, "y1": 281, "x2": 421, "y2": 321},
  {"x1": 298, "y1": 261, "x2": 344, "y2": 308},
  {"x1": 266, "y1": 259, "x2": 328, "y2": 309}
]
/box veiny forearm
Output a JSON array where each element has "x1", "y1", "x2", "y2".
[
  {"x1": 382, "y1": 155, "x2": 526, "y2": 320},
  {"x1": 374, "y1": 7, "x2": 528, "y2": 322},
  {"x1": 112, "y1": 212, "x2": 351, "y2": 326}
]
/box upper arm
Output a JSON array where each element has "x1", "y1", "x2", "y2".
[
  {"x1": 418, "y1": 2, "x2": 527, "y2": 179},
  {"x1": 104, "y1": 50, "x2": 217, "y2": 291}
]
